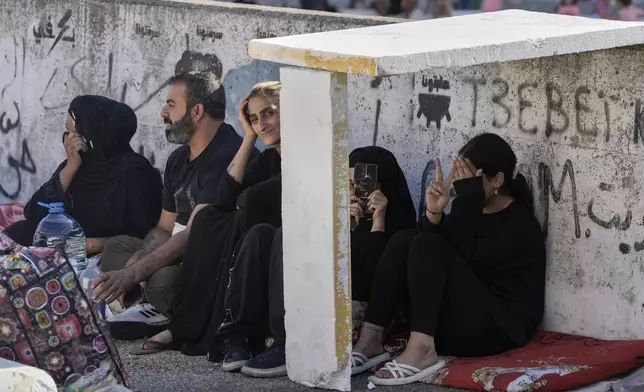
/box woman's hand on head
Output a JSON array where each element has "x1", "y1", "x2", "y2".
[
  {"x1": 425, "y1": 158, "x2": 454, "y2": 215},
  {"x1": 63, "y1": 132, "x2": 87, "y2": 171},
  {"x1": 237, "y1": 96, "x2": 258, "y2": 140},
  {"x1": 453, "y1": 157, "x2": 482, "y2": 182}
]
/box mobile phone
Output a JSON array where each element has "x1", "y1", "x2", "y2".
[{"x1": 353, "y1": 163, "x2": 378, "y2": 219}]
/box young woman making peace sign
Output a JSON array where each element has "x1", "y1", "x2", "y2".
[{"x1": 351, "y1": 133, "x2": 546, "y2": 386}]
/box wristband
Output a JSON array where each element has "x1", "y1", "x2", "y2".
[{"x1": 426, "y1": 208, "x2": 442, "y2": 215}]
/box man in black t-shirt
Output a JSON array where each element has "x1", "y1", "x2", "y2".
[{"x1": 93, "y1": 71, "x2": 249, "y2": 338}]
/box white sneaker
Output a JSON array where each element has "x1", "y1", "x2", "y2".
[{"x1": 107, "y1": 303, "x2": 170, "y2": 341}]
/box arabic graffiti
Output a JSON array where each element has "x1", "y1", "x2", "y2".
[
  {"x1": 587, "y1": 197, "x2": 632, "y2": 231},
  {"x1": 0, "y1": 102, "x2": 20, "y2": 134},
  {"x1": 32, "y1": 10, "x2": 76, "y2": 55},
  {"x1": 256, "y1": 30, "x2": 277, "y2": 39},
  {"x1": 0, "y1": 35, "x2": 35, "y2": 200},
  {"x1": 134, "y1": 23, "x2": 161, "y2": 39},
  {"x1": 417, "y1": 75, "x2": 452, "y2": 129},
  {"x1": 196, "y1": 26, "x2": 223, "y2": 42},
  {"x1": 0, "y1": 140, "x2": 36, "y2": 199},
  {"x1": 422, "y1": 75, "x2": 450, "y2": 91}
]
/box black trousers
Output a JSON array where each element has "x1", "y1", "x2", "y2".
[
  {"x1": 219, "y1": 224, "x2": 285, "y2": 346},
  {"x1": 364, "y1": 229, "x2": 515, "y2": 357}
]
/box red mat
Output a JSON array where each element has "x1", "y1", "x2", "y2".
[
  {"x1": 422, "y1": 330, "x2": 644, "y2": 391},
  {"x1": 356, "y1": 308, "x2": 644, "y2": 391}
]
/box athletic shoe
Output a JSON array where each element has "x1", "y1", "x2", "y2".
[
  {"x1": 222, "y1": 335, "x2": 252, "y2": 373},
  {"x1": 106, "y1": 303, "x2": 169, "y2": 340},
  {"x1": 241, "y1": 344, "x2": 287, "y2": 378}
]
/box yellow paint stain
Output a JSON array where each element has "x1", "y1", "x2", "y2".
[
  {"x1": 249, "y1": 43, "x2": 378, "y2": 76},
  {"x1": 331, "y1": 72, "x2": 352, "y2": 371},
  {"x1": 304, "y1": 51, "x2": 377, "y2": 77}
]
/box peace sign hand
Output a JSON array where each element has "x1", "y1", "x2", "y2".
[{"x1": 425, "y1": 158, "x2": 454, "y2": 215}]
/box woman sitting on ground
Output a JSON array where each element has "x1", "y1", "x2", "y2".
[
  {"x1": 351, "y1": 133, "x2": 546, "y2": 386},
  {"x1": 215, "y1": 146, "x2": 417, "y2": 377},
  {"x1": 3, "y1": 95, "x2": 162, "y2": 253},
  {"x1": 133, "y1": 82, "x2": 283, "y2": 356}
]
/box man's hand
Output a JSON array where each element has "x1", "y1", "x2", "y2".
[{"x1": 92, "y1": 269, "x2": 139, "y2": 304}]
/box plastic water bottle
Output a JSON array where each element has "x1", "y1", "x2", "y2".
[
  {"x1": 79, "y1": 255, "x2": 105, "y2": 319},
  {"x1": 33, "y1": 202, "x2": 87, "y2": 275}
]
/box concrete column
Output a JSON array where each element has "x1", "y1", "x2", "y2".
[{"x1": 280, "y1": 67, "x2": 351, "y2": 391}]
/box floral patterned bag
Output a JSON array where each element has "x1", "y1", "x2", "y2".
[{"x1": 0, "y1": 233, "x2": 129, "y2": 390}]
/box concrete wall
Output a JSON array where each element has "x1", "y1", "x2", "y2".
[
  {"x1": 0, "y1": 0, "x2": 393, "y2": 202},
  {"x1": 2, "y1": 0, "x2": 643, "y2": 341},
  {"x1": 348, "y1": 46, "x2": 644, "y2": 340}
]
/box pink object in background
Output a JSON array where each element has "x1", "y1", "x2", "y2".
[
  {"x1": 594, "y1": 0, "x2": 612, "y2": 18},
  {"x1": 618, "y1": 5, "x2": 644, "y2": 20},
  {"x1": 481, "y1": 0, "x2": 502, "y2": 12},
  {"x1": 557, "y1": 4, "x2": 581, "y2": 15},
  {"x1": 0, "y1": 203, "x2": 25, "y2": 232}
]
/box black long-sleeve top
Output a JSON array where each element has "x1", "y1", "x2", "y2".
[
  {"x1": 422, "y1": 176, "x2": 546, "y2": 345},
  {"x1": 212, "y1": 148, "x2": 282, "y2": 225},
  {"x1": 4, "y1": 159, "x2": 162, "y2": 246}
]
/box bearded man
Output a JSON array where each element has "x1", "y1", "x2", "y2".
[{"x1": 93, "y1": 71, "x2": 254, "y2": 339}]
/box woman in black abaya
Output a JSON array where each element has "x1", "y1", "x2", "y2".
[
  {"x1": 3, "y1": 95, "x2": 161, "y2": 252},
  {"x1": 134, "y1": 82, "x2": 283, "y2": 356},
  {"x1": 212, "y1": 146, "x2": 417, "y2": 377}
]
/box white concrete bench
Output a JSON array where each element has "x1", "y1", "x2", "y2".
[{"x1": 249, "y1": 10, "x2": 644, "y2": 390}]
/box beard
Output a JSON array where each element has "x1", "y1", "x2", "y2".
[{"x1": 165, "y1": 113, "x2": 196, "y2": 145}]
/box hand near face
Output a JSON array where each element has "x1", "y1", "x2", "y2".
[
  {"x1": 453, "y1": 156, "x2": 483, "y2": 182},
  {"x1": 63, "y1": 132, "x2": 87, "y2": 170},
  {"x1": 350, "y1": 195, "x2": 364, "y2": 225},
  {"x1": 238, "y1": 96, "x2": 258, "y2": 140},
  {"x1": 367, "y1": 190, "x2": 388, "y2": 219}
]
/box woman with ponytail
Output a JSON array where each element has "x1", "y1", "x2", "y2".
[{"x1": 351, "y1": 133, "x2": 546, "y2": 386}]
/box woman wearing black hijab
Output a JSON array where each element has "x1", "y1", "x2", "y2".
[
  {"x1": 349, "y1": 147, "x2": 417, "y2": 302},
  {"x1": 3, "y1": 95, "x2": 162, "y2": 253},
  {"x1": 215, "y1": 146, "x2": 417, "y2": 378}
]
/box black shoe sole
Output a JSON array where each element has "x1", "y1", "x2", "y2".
[{"x1": 109, "y1": 321, "x2": 169, "y2": 341}]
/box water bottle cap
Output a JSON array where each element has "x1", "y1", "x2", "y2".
[{"x1": 37, "y1": 202, "x2": 66, "y2": 213}]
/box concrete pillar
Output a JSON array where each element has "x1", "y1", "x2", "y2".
[{"x1": 280, "y1": 67, "x2": 352, "y2": 391}]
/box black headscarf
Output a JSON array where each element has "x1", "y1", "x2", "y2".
[
  {"x1": 67, "y1": 95, "x2": 138, "y2": 183},
  {"x1": 349, "y1": 146, "x2": 416, "y2": 234},
  {"x1": 4, "y1": 96, "x2": 162, "y2": 245}
]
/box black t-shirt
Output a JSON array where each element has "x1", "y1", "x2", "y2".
[{"x1": 162, "y1": 123, "x2": 246, "y2": 225}]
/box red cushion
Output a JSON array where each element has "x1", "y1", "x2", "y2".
[
  {"x1": 424, "y1": 330, "x2": 644, "y2": 391},
  {"x1": 0, "y1": 203, "x2": 25, "y2": 231}
]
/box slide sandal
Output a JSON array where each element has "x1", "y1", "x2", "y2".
[
  {"x1": 367, "y1": 359, "x2": 446, "y2": 386},
  {"x1": 131, "y1": 338, "x2": 179, "y2": 355},
  {"x1": 351, "y1": 352, "x2": 392, "y2": 375}
]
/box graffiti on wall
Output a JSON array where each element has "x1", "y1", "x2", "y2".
[
  {"x1": 410, "y1": 72, "x2": 644, "y2": 255},
  {"x1": 0, "y1": 37, "x2": 36, "y2": 199},
  {"x1": 134, "y1": 23, "x2": 161, "y2": 39},
  {"x1": 32, "y1": 10, "x2": 76, "y2": 55},
  {"x1": 461, "y1": 77, "x2": 619, "y2": 141},
  {"x1": 417, "y1": 75, "x2": 452, "y2": 129},
  {"x1": 1, "y1": 12, "x2": 276, "y2": 202}
]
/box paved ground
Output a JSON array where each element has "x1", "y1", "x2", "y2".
[{"x1": 117, "y1": 341, "x2": 465, "y2": 392}]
